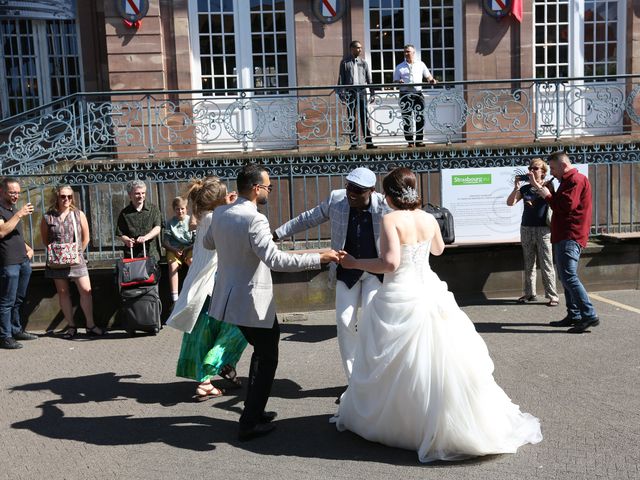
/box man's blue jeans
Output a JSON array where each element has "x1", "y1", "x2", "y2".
[
  {"x1": 553, "y1": 239, "x2": 596, "y2": 320},
  {"x1": 0, "y1": 259, "x2": 32, "y2": 339}
]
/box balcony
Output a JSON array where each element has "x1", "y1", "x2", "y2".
[{"x1": 2, "y1": 75, "x2": 640, "y2": 174}]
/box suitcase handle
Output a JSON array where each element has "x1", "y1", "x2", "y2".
[{"x1": 129, "y1": 242, "x2": 147, "y2": 259}]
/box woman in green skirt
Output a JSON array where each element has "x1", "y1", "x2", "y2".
[{"x1": 167, "y1": 177, "x2": 248, "y2": 400}]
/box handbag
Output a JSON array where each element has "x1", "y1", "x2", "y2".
[
  {"x1": 116, "y1": 243, "x2": 158, "y2": 289},
  {"x1": 423, "y1": 203, "x2": 455, "y2": 245},
  {"x1": 46, "y1": 211, "x2": 82, "y2": 269}
]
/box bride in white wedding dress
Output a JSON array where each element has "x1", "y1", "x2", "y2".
[{"x1": 332, "y1": 167, "x2": 542, "y2": 463}]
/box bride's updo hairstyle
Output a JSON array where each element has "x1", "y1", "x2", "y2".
[
  {"x1": 382, "y1": 167, "x2": 421, "y2": 210},
  {"x1": 187, "y1": 176, "x2": 227, "y2": 220}
]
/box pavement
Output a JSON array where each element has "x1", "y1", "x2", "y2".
[{"x1": 1, "y1": 289, "x2": 639, "y2": 480}]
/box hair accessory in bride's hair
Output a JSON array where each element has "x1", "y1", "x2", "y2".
[{"x1": 400, "y1": 186, "x2": 418, "y2": 203}]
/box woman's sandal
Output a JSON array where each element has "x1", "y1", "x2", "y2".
[
  {"x1": 219, "y1": 364, "x2": 242, "y2": 389},
  {"x1": 86, "y1": 326, "x2": 107, "y2": 337},
  {"x1": 193, "y1": 384, "x2": 224, "y2": 402},
  {"x1": 547, "y1": 299, "x2": 559, "y2": 307},
  {"x1": 62, "y1": 327, "x2": 78, "y2": 340}
]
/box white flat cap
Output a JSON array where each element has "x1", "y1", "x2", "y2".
[{"x1": 346, "y1": 167, "x2": 376, "y2": 188}]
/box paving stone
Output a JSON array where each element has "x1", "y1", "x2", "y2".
[{"x1": 0, "y1": 290, "x2": 638, "y2": 479}]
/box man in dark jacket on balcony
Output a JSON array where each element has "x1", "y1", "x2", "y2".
[
  {"x1": 337, "y1": 40, "x2": 377, "y2": 150},
  {"x1": 530, "y1": 151, "x2": 599, "y2": 334}
]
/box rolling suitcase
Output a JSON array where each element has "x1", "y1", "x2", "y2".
[
  {"x1": 116, "y1": 245, "x2": 159, "y2": 288},
  {"x1": 120, "y1": 284, "x2": 162, "y2": 336}
]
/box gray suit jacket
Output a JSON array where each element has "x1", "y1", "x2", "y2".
[
  {"x1": 274, "y1": 190, "x2": 390, "y2": 286},
  {"x1": 203, "y1": 197, "x2": 321, "y2": 329}
]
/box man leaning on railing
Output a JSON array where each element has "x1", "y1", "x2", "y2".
[{"x1": 393, "y1": 44, "x2": 437, "y2": 148}]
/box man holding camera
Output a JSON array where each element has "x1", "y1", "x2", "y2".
[
  {"x1": 529, "y1": 152, "x2": 599, "y2": 334},
  {"x1": 0, "y1": 177, "x2": 37, "y2": 350}
]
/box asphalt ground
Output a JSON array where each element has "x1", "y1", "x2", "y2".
[{"x1": 1, "y1": 289, "x2": 639, "y2": 480}]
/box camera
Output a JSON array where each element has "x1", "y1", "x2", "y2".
[{"x1": 516, "y1": 174, "x2": 529, "y2": 182}]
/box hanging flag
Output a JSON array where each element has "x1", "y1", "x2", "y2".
[{"x1": 511, "y1": 0, "x2": 523, "y2": 22}]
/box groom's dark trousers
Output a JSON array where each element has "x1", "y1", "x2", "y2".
[{"x1": 238, "y1": 316, "x2": 280, "y2": 428}]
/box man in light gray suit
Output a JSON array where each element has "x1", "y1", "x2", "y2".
[
  {"x1": 273, "y1": 167, "x2": 390, "y2": 381},
  {"x1": 204, "y1": 163, "x2": 339, "y2": 442}
]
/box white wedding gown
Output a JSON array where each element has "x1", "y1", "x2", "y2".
[{"x1": 332, "y1": 241, "x2": 542, "y2": 463}]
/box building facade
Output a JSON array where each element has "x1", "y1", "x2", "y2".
[{"x1": 2, "y1": 1, "x2": 639, "y2": 140}]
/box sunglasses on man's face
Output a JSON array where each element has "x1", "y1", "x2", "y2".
[{"x1": 346, "y1": 183, "x2": 370, "y2": 195}]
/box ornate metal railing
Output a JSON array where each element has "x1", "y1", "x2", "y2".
[
  {"x1": 3, "y1": 75, "x2": 640, "y2": 174},
  {"x1": 8, "y1": 142, "x2": 640, "y2": 266}
]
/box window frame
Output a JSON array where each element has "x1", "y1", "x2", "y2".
[
  {"x1": 533, "y1": 0, "x2": 626, "y2": 80},
  {"x1": 363, "y1": 0, "x2": 463, "y2": 86},
  {"x1": 188, "y1": 0, "x2": 297, "y2": 96},
  {"x1": 0, "y1": 17, "x2": 83, "y2": 119}
]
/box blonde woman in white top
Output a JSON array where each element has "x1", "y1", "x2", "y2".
[{"x1": 167, "y1": 177, "x2": 247, "y2": 401}]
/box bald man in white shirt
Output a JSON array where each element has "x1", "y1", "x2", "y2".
[{"x1": 393, "y1": 44, "x2": 437, "y2": 148}]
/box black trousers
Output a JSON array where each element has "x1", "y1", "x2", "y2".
[
  {"x1": 399, "y1": 92, "x2": 426, "y2": 142},
  {"x1": 238, "y1": 317, "x2": 280, "y2": 428},
  {"x1": 343, "y1": 89, "x2": 373, "y2": 146}
]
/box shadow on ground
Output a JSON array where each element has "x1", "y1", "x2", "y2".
[
  {"x1": 10, "y1": 401, "x2": 500, "y2": 466},
  {"x1": 279, "y1": 323, "x2": 336, "y2": 343},
  {"x1": 9, "y1": 372, "x2": 501, "y2": 465},
  {"x1": 473, "y1": 322, "x2": 568, "y2": 334}
]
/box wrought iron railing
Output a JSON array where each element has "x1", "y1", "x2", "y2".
[
  {"x1": 3, "y1": 75, "x2": 640, "y2": 174},
  {"x1": 9, "y1": 143, "x2": 640, "y2": 266}
]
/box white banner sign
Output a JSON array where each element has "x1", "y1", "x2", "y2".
[{"x1": 441, "y1": 165, "x2": 589, "y2": 244}]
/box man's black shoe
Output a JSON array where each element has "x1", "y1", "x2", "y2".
[
  {"x1": 238, "y1": 423, "x2": 276, "y2": 442},
  {"x1": 260, "y1": 411, "x2": 277, "y2": 423},
  {"x1": 349, "y1": 145, "x2": 359, "y2": 150},
  {"x1": 14, "y1": 331, "x2": 38, "y2": 341},
  {"x1": 0, "y1": 338, "x2": 23, "y2": 349},
  {"x1": 567, "y1": 316, "x2": 600, "y2": 334},
  {"x1": 549, "y1": 316, "x2": 579, "y2": 327},
  {"x1": 414, "y1": 142, "x2": 425, "y2": 147},
  {"x1": 366, "y1": 144, "x2": 378, "y2": 150}
]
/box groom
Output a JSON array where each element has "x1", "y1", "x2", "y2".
[
  {"x1": 204, "y1": 163, "x2": 339, "y2": 441},
  {"x1": 273, "y1": 167, "x2": 390, "y2": 379}
]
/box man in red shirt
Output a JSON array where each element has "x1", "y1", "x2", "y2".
[{"x1": 530, "y1": 151, "x2": 599, "y2": 334}]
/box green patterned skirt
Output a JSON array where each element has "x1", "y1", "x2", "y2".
[{"x1": 175, "y1": 299, "x2": 248, "y2": 382}]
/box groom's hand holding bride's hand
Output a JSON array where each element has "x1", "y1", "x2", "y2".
[{"x1": 319, "y1": 249, "x2": 341, "y2": 264}]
